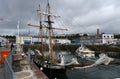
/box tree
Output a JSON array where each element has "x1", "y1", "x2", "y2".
[{"x1": 83, "y1": 33, "x2": 88, "y2": 36}]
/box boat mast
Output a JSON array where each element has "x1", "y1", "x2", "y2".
[
  {"x1": 28, "y1": 5, "x2": 45, "y2": 60},
  {"x1": 38, "y1": 4, "x2": 44, "y2": 60},
  {"x1": 47, "y1": 1, "x2": 54, "y2": 63},
  {"x1": 46, "y1": 0, "x2": 67, "y2": 63}
]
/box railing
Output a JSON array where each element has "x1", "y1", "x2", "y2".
[
  {"x1": 4, "y1": 50, "x2": 15, "y2": 79},
  {"x1": 4, "y1": 48, "x2": 33, "y2": 79}
]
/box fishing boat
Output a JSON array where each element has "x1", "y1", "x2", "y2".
[{"x1": 28, "y1": 0, "x2": 67, "y2": 77}]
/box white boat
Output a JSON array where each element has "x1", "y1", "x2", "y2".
[{"x1": 76, "y1": 44, "x2": 95, "y2": 58}]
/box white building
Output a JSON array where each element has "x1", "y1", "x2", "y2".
[
  {"x1": 45, "y1": 38, "x2": 71, "y2": 45},
  {"x1": 16, "y1": 35, "x2": 32, "y2": 44},
  {"x1": 52, "y1": 39, "x2": 71, "y2": 44},
  {"x1": 80, "y1": 36, "x2": 102, "y2": 45},
  {"x1": 32, "y1": 37, "x2": 70, "y2": 45},
  {"x1": 32, "y1": 37, "x2": 47, "y2": 44},
  {"x1": 0, "y1": 37, "x2": 9, "y2": 47},
  {"x1": 102, "y1": 34, "x2": 116, "y2": 45}
]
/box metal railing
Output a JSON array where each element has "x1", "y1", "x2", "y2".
[
  {"x1": 4, "y1": 48, "x2": 34, "y2": 79},
  {"x1": 4, "y1": 50, "x2": 15, "y2": 79}
]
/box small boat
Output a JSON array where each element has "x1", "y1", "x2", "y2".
[{"x1": 75, "y1": 44, "x2": 95, "y2": 58}]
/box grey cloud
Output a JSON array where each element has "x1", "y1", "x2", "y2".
[
  {"x1": 54, "y1": 0, "x2": 120, "y2": 34},
  {"x1": 0, "y1": 0, "x2": 120, "y2": 35}
]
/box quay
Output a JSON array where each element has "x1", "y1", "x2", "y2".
[
  {"x1": 0, "y1": 47, "x2": 9, "y2": 79},
  {"x1": 31, "y1": 62, "x2": 48, "y2": 79},
  {"x1": 0, "y1": 47, "x2": 48, "y2": 79},
  {"x1": 0, "y1": 63, "x2": 4, "y2": 79},
  {"x1": 0, "y1": 62, "x2": 48, "y2": 79}
]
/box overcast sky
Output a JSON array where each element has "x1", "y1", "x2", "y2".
[{"x1": 0, "y1": 0, "x2": 120, "y2": 35}]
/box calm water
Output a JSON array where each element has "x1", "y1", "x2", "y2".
[
  {"x1": 48, "y1": 66, "x2": 120, "y2": 79},
  {"x1": 39, "y1": 51, "x2": 120, "y2": 79}
]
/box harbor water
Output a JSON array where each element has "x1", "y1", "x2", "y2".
[{"x1": 44, "y1": 51, "x2": 120, "y2": 79}]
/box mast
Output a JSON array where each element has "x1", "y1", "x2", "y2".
[
  {"x1": 47, "y1": 1, "x2": 54, "y2": 63},
  {"x1": 38, "y1": 4, "x2": 44, "y2": 60},
  {"x1": 28, "y1": 5, "x2": 45, "y2": 60},
  {"x1": 45, "y1": 0, "x2": 67, "y2": 63}
]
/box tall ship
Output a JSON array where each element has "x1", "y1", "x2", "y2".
[{"x1": 28, "y1": 0, "x2": 68, "y2": 78}]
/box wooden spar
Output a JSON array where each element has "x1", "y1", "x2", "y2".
[
  {"x1": 47, "y1": 1, "x2": 54, "y2": 63},
  {"x1": 52, "y1": 27, "x2": 67, "y2": 31},
  {"x1": 28, "y1": 24, "x2": 67, "y2": 31},
  {"x1": 28, "y1": 24, "x2": 47, "y2": 28}
]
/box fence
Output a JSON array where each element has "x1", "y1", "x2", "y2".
[{"x1": 4, "y1": 50, "x2": 15, "y2": 79}]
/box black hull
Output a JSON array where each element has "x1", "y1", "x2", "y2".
[
  {"x1": 42, "y1": 66, "x2": 66, "y2": 74},
  {"x1": 42, "y1": 67, "x2": 67, "y2": 79},
  {"x1": 34, "y1": 61, "x2": 67, "y2": 79},
  {"x1": 34, "y1": 62, "x2": 66, "y2": 74}
]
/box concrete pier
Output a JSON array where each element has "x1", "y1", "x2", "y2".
[
  {"x1": 31, "y1": 62, "x2": 48, "y2": 79},
  {"x1": 0, "y1": 63, "x2": 4, "y2": 79}
]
